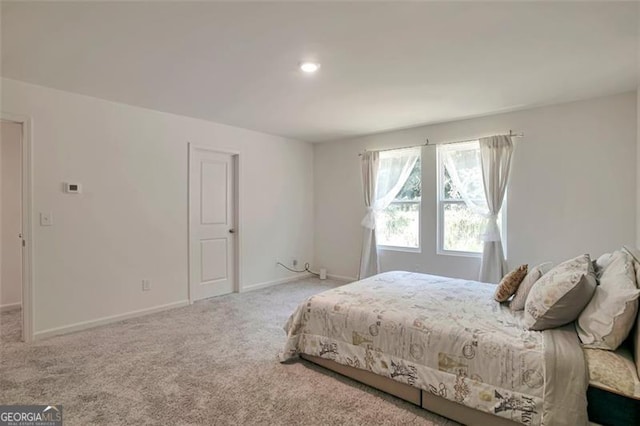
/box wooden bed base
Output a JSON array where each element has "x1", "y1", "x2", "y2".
[{"x1": 301, "y1": 354, "x2": 519, "y2": 426}]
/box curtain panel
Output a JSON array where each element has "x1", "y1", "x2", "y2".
[
  {"x1": 358, "y1": 148, "x2": 420, "y2": 279},
  {"x1": 478, "y1": 135, "x2": 513, "y2": 283},
  {"x1": 358, "y1": 151, "x2": 380, "y2": 279}
]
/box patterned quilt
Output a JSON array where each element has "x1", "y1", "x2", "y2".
[{"x1": 280, "y1": 271, "x2": 588, "y2": 425}]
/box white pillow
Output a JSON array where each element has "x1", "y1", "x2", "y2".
[
  {"x1": 577, "y1": 250, "x2": 640, "y2": 350},
  {"x1": 593, "y1": 252, "x2": 614, "y2": 278}
]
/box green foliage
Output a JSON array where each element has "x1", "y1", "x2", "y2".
[
  {"x1": 378, "y1": 159, "x2": 421, "y2": 248},
  {"x1": 377, "y1": 203, "x2": 419, "y2": 248},
  {"x1": 443, "y1": 204, "x2": 483, "y2": 253}
]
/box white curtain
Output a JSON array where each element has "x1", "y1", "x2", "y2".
[
  {"x1": 358, "y1": 148, "x2": 420, "y2": 279},
  {"x1": 478, "y1": 135, "x2": 513, "y2": 283},
  {"x1": 441, "y1": 142, "x2": 489, "y2": 216},
  {"x1": 359, "y1": 151, "x2": 380, "y2": 280}
]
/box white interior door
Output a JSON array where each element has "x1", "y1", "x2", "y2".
[
  {"x1": 189, "y1": 147, "x2": 236, "y2": 301},
  {"x1": 0, "y1": 121, "x2": 23, "y2": 311}
]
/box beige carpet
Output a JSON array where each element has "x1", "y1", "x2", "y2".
[{"x1": 0, "y1": 277, "x2": 457, "y2": 425}]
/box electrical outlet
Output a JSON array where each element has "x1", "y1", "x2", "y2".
[{"x1": 142, "y1": 279, "x2": 151, "y2": 291}]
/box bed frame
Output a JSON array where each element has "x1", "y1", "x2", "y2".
[
  {"x1": 301, "y1": 354, "x2": 519, "y2": 426},
  {"x1": 303, "y1": 353, "x2": 640, "y2": 426}
]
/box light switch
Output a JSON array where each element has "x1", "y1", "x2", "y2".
[{"x1": 40, "y1": 212, "x2": 53, "y2": 226}]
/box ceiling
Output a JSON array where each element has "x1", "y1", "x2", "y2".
[{"x1": 1, "y1": 1, "x2": 638, "y2": 142}]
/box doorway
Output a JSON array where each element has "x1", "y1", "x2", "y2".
[
  {"x1": 188, "y1": 145, "x2": 239, "y2": 302},
  {"x1": 0, "y1": 119, "x2": 24, "y2": 342}
]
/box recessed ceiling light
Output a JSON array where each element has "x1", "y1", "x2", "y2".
[{"x1": 300, "y1": 62, "x2": 320, "y2": 73}]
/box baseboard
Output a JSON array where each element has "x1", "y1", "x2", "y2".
[
  {"x1": 34, "y1": 300, "x2": 190, "y2": 340},
  {"x1": 327, "y1": 274, "x2": 357, "y2": 283},
  {"x1": 241, "y1": 273, "x2": 313, "y2": 293},
  {"x1": 0, "y1": 302, "x2": 21, "y2": 313}
]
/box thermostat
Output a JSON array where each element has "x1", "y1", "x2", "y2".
[{"x1": 64, "y1": 183, "x2": 82, "y2": 194}]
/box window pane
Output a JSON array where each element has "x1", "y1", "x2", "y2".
[
  {"x1": 377, "y1": 202, "x2": 419, "y2": 248},
  {"x1": 396, "y1": 157, "x2": 421, "y2": 200},
  {"x1": 378, "y1": 148, "x2": 421, "y2": 202},
  {"x1": 443, "y1": 203, "x2": 483, "y2": 253},
  {"x1": 441, "y1": 143, "x2": 484, "y2": 202},
  {"x1": 376, "y1": 152, "x2": 421, "y2": 249},
  {"x1": 443, "y1": 167, "x2": 461, "y2": 200}
]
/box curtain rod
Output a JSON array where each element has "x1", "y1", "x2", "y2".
[{"x1": 358, "y1": 130, "x2": 524, "y2": 156}]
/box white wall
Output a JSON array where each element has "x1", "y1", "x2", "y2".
[
  {"x1": 0, "y1": 120, "x2": 22, "y2": 308},
  {"x1": 1, "y1": 78, "x2": 314, "y2": 335},
  {"x1": 315, "y1": 92, "x2": 637, "y2": 281}
]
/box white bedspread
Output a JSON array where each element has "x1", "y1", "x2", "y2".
[{"x1": 280, "y1": 271, "x2": 588, "y2": 425}]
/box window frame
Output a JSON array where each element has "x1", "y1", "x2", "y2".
[
  {"x1": 376, "y1": 150, "x2": 422, "y2": 253},
  {"x1": 436, "y1": 142, "x2": 507, "y2": 258}
]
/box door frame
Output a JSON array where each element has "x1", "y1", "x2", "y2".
[
  {"x1": 1, "y1": 112, "x2": 34, "y2": 343},
  {"x1": 187, "y1": 143, "x2": 241, "y2": 303}
]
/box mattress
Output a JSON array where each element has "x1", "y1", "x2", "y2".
[{"x1": 280, "y1": 271, "x2": 588, "y2": 425}]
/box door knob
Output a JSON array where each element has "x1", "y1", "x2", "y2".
[{"x1": 229, "y1": 229, "x2": 235, "y2": 234}]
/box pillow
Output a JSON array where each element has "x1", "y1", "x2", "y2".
[
  {"x1": 524, "y1": 254, "x2": 597, "y2": 331},
  {"x1": 622, "y1": 245, "x2": 640, "y2": 283},
  {"x1": 510, "y1": 262, "x2": 553, "y2": 311},
  {"x1": 593, "y1": 252, "x2": 614, "y2": 278},
  {"x1": 494, "y1": 265, "x2": 528, "y2": 302},
  {"x1": 577, "y1": 251, "x2": 640, "y2": 350}
]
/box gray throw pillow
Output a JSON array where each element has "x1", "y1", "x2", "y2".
[
  {"x1": 524, "y1": 254, "x2": 597, "y2": 331},
  {"x1": 510, "y1": 262, "x2": 552, "y2": 311}
]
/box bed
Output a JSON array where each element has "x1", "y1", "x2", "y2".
[{"x1": 280, "y1": 271, "x2": 590, "y2": 425}]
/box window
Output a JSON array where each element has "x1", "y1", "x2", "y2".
[
  {"x1": 437, "y1": 141, "x2": 505, "y2": 256},
  {"x1": 376, "y1": 150, "x2": 421, "y2": 250}
]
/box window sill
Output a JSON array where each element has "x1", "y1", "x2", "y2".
[
  {"x1": 378, "y1": 245, "x2": 421, "y2": 254},
  {"x1": 437, "y1": 249, "x2": 481, "y2": 258}
]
